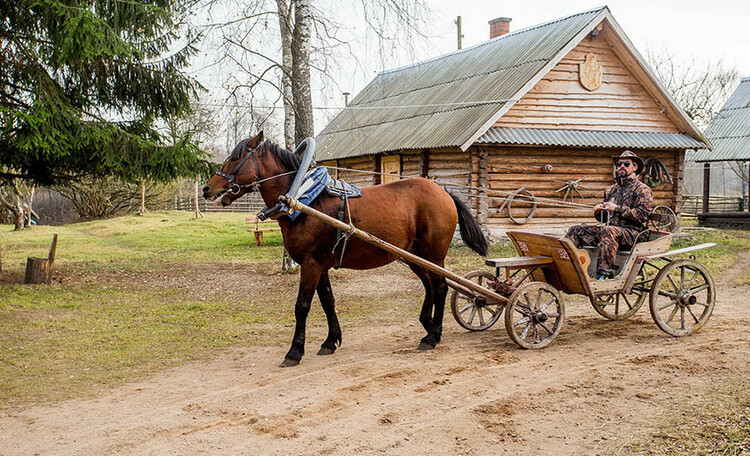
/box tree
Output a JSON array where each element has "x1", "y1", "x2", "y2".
[
  {"x1": 645, "y1": 47, "x2": 739, "y2": 129},
  {"x1": 0, "y1": 0, "x2": 213, "y2": 189}
]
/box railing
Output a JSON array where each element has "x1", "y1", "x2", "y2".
[
  {"x1": 174, "y1": 193, "x2": 266, "y2": 213},
  {"x1": 681, "y1": 195, "x2": 746, "y2": 216}
]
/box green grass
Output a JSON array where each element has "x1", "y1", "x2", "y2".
[{"x1": 0, "y1": 212, "x2": 749, "y2": 410}]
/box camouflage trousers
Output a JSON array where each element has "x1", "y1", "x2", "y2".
[{"x1": 565, "y1": 224, "x2": 639, "y2": 277}]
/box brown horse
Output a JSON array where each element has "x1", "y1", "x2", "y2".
[{"x1": 203, "y1": 132, "x2": 487, "y2": 367}]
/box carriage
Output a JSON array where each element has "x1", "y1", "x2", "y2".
[{"x1": 449, "y1": 229, "x2": 716, "y2": 349}]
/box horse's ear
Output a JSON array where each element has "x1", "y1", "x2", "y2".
[{"x1": 248, "y1": 131, "x2": 264, "y2": 149}]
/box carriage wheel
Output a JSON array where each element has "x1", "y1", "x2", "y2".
[
  {"x1": 450, "y1": 270, "x2": 503, "y2": 331},
  {"x1": 592, "y1": 266, "x2": 650, "y2": 320},
  {"x1": 504, "y1": 281, "x2": 565, "y2": 349},
  {"x1": 649, "y1": 260, "x2": 715, "y2": 336}
]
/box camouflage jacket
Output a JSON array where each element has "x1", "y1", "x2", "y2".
[{"x1": 602, "y1": 174, "x2": 653, "y2": 230}]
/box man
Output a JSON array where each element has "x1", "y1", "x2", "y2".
[{"x1": 565, "y1": 150, "x2": 653, "y2": 280}]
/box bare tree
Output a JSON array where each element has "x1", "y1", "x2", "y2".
[
  {"x1": 0, "y1": 174, "x2": 35, "y2": 230},
  {"x1": 645, "y1": 46, "x2": 739, "y2": 129}
]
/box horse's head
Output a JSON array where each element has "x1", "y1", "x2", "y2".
[{"x1": 203, "y1": 131, "x2": 265, "y2": 206}]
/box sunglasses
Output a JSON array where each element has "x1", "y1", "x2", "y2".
[{"x1": 616, "y1": 161, "x2": 633, "y2": 168}]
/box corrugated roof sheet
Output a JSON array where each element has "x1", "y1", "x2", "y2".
[
  {"x1": 478, "y1": 127, "x2": 707, "y2": 149},
  {"x1": 315, "y1": 8, "x2": 605, "y2": 161},
  {"x1": 689, "y1": 77, "x2": 750, "y2": 162}
]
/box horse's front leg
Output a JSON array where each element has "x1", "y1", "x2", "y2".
[
  {"x1": 316, "y1": 271, "x2": 341, "y2": 356},
  {"x1": 282, "y1": 263, "x2": 323, "y2": 367}
]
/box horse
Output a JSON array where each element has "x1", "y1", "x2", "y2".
[{"x1": 203, "y1": 132, "x2": 488, "y2": 367}]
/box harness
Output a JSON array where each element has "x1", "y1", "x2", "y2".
[{"x1": 214, "y1": 143, "x2": 264, "y2": 195}]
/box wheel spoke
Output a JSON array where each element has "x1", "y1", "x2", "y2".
[
  {"x1": 534, "y1": 289, "x2": 544, "y2": 310},
  {"x1": 545, "y1": 312, "x2": 560, "y2": 318},
  {"x1": 667, "y1": 274, "x2": 680, "y2": 293},
  {"x1": 513, "y1": 316, "x2": 530, "y2": 327},
  {"x1": 483, "y1": 306, "x2": 497, "y2": 317},
  {"x1": 620, "y1": 293, "x2": 633, "y2": 310},
  {"x1": 687, "y1": 305, "x2": 700, "y2": 324},
  {"x1": 520, "y1": 322, "x2": 532, "y2": 340},
  {"x1": 694, "y1": 301, "x2": 710, "y2": 308},
  {"x1": 540, "y1": 322, "x2": 554, "y2": 336},
  {"x1": 458, "y1": 303, "x2": 473, "y2": 314},
  {"x1": 538, "y1": 297, "x2": 556, "y2": 311},
  {"x1": 665, "y1": 303, "x2": 679, "y2": 324},
  {"x1": 533, "y1": 325, "x2": 539, "y2": 343},
  {"x1": 614, "y1": 293, "x2": 620, "y2": 314},
  {"x1": 680, "y1": 266, "x2": 686, "y2": 290},
  {"x1": 689, "y1": 283, "x2": 709, "y2": 294},
  {"x1": 658, "y1": 289, "x2": 678, "y2": 299},
  {"x1": 680, "y1": 307, "x2": 686, "y2": 330},
  {"x1": 478, "y1": 308, "x2": 485, "y2": 326},
  {"x1": 659, "y1": 299, "x2": 678, "y2": 311},
  {"x1": 467, "y1": 307, "x2": 476, "y2": 325},
  {"x1": 685, "y1": 269, "x2": 699, "y2": 291}
]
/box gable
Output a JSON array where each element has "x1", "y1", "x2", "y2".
[{"x1": 495, "y1": 20, "x2": 679, "y2": 133}]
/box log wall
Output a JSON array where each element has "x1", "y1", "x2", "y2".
[
  {"x1": 495, "y1": 25, "x2": 678, "y2": 133},
  {"x1": 470, "y1": 145, "x2": 684, "y2": 234}
]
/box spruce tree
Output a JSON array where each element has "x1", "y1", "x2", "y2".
[{"x1": 0, "y1": 0, "x2": 211, "y2": 185}]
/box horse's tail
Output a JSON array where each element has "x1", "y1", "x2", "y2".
[{"x1": 449, "y1": 193, "x2": 488, "y2": 257}]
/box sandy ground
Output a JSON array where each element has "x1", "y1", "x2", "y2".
[{"x1": 1, "y1": 255, "x2": 749, "y2": 456}]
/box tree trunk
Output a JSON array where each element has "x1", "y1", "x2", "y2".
[
  {"x1": 291, "y1": 0, "x2": 314, "y2": 144},
  {"x1": 277, "y1": 0, "x2": 295, "y2": 150}
]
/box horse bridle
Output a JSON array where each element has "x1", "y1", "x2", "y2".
[{"x1": 214, "y1": 143, "x2": 265, "y2": 195}]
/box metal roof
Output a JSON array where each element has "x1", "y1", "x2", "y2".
[
  {"x1": 316, "y1": 8, "x2": 604, "y2": 161},
  {"x1": 478, "y1": 128, "x2": 706, "y2": 149},
  {"x1": 315, "y1": 7, "x2": 708, "y2": 161},
  {"x1": 689, "y1": 77, "x2": 750, "y2": 162}
]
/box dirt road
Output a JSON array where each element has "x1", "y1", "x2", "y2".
[{"x1": 1, "y1": 260, "x2": 749, "y2": 456}]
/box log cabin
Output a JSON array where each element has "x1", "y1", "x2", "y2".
[{"x1": 315, "y1": 7, "x2": 710, "y2": 238}]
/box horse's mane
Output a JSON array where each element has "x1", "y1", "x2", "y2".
[{"x1": 230, "y1": 139, "x2": 301, "y2": 171}]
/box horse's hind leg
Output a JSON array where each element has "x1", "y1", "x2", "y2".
[
  {"x1": 408, "y1": 264, "x2": 440, "y2": 350},
  {"x1": 282, "y1": 263, "x2": 323, "y2": 367},
  {"x1": 316, "y1": 271, "x2": 341, "y2": 356}
]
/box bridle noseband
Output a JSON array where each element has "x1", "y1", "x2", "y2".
[{"x1": 215, "y1": 143, "x2": 264, "y2": 195}]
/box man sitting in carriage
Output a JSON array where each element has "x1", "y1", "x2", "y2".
[{"x1": 565, "y1": 150, "x2": 653, "y2": 280}]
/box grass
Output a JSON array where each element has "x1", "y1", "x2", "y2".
[
  {"x1": 0, "y1": 212, "x2": 749, "y2": 411},
  {"x1": 623, "y1": 379, "x2": 750, "y2": 455}
]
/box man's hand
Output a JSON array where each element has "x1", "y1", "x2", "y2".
[{"x1": 594, "y1": 202, "x2": 618, "y2": 212}]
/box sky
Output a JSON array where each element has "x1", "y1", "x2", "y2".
[
  {"x1": 193, "y1": 0, "x2": 750, "y2": 147},
  {"x1": 428, "y1": 0, "x2": 750, "y2": 76}
]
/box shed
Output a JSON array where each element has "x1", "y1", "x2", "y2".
[
  {"x1": 688, "y1": 77, "x2": 750, "y2": 220},
  {"x1": 315, "y1": 6, "x2": 710, "y2": 237}
]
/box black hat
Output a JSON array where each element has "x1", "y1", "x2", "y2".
[{"x1": 612, "y1": 150, "x2": 644, "y2": 175}]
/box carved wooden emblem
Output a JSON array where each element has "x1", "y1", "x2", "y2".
[{"x1": 579, "y1": 53, "x2": 602, "y2": 91}]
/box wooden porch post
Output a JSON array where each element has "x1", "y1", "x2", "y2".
[
  {"x1": 477, "y1": 147, "x2": 489, "y2": 234},
  {"x1": 702, "y1": 162, "x2": 711, "y2": 214}
]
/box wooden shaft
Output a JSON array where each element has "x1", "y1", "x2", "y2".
[
  {"x1": 280, "y1": 195, "x2": 508, "y2": 304},
  {"x1": 702, "y1": 162, "x2": 710, "y2": 214}
]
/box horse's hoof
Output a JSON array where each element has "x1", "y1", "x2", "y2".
[
  {"x1": 280, "y1": 358, "x2": 300, "y2": 367},
  {"x1": 317, "y1": 346, "x2": 336, "y2": 355},
  {"x1": 417, "y1": 341, "x2": 435, "y2": 351}
]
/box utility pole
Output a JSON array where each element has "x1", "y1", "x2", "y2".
[{"x1": 455, "y1": 16, "x2": 465, "y2": 50}]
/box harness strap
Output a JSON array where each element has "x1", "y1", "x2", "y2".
[{"x1": 332, "y1": 193, "x2": 352, "y2": 269}]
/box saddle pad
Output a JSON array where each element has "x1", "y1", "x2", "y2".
[{"x1": 281, "y1": 167, "x2": 361, "y2": 221}]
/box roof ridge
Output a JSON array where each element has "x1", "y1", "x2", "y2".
[{"x1": 378, "y1": 6, "x2": 606, "y2": 76}]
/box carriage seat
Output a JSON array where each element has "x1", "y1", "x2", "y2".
[{"x1": 579, "y1": 230, "x2": 671, "y2": 278}]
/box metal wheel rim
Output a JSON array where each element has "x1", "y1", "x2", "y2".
[
  {"x1": 593, "y1": 267, "x2": 650, "y2": 320},
  {"x1": 508, "y1": 190, "x2": 537, "y2": 225},
  {"x1": 450, "y1": 270, "x2": 503, "y2": 331},
  {"x1": 504, "y1": 282, "x2": 565, "y2": 349},
  {"x1": 649, "y1": 260, "x2": 715, "y2": 336}
]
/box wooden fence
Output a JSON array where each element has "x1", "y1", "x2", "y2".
[
  {"x1": 174, "y1": 193, "x2": 266, "y2": 213},
  {"x1": 681, "y1": 195, "x2": 746, "y2": 216}
]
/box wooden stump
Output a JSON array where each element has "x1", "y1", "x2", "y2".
[
  {"x1": 24, "y1": 234, "x2": 57, "y2": 284},
  {"x1": 24, "y1": 257, "x2": 50, "y2": 284}
]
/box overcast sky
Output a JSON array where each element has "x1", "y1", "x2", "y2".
[
  {"x1": 429, "y1": 0, "x2": 750, "y2": 75},
  {"x1": 194, "y1": 1, "x2": 750, "y2": 144}
]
